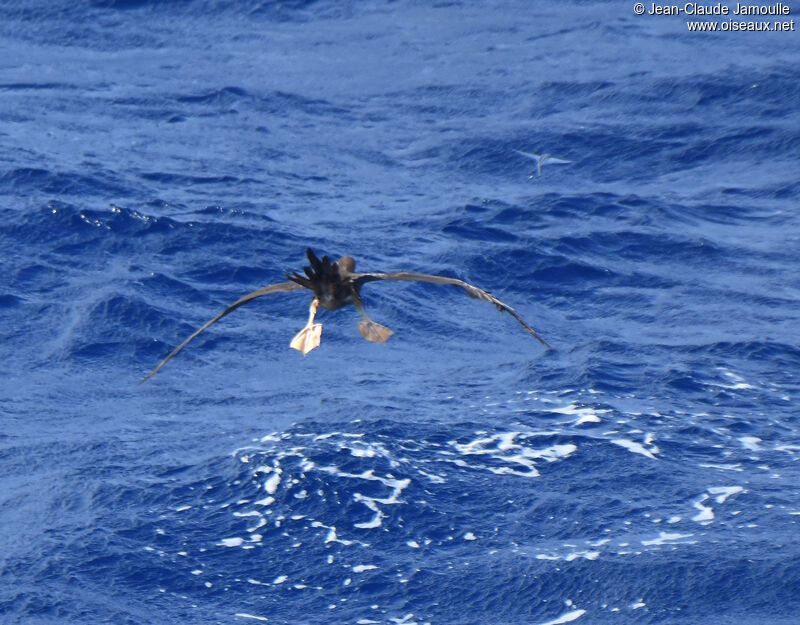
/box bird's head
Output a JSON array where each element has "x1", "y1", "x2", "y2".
[{"x1": 336, "y1": 256, "x2": 355, "y2": 275}]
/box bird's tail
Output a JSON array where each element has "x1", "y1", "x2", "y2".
[{"x1": 286, "y1": 248, "x2": 341, "y2": 293}]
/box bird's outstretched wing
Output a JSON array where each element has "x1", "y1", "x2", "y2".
[
  {"x1": 513, "y1": 149, "x2": 542, "y2": 161},
  {"x1": 353, "y1": 272, "x2": 550, "y2": 348},
  {"x1": 141, "y1": 281, "x2": 306, "y2": 383},
  {"x1": 513, "y1": 149, "x2": 571, "y2": 176}
]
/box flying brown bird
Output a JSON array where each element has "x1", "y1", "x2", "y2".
[{"x1": 141, "y1": 248, "x2": 549, "y2": 382}]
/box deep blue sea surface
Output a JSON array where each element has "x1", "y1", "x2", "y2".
[{"x1": 2, "y1": 1, "x2": 799, "y2": 623}]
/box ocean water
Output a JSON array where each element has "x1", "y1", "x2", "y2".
[{"x1": 1, "y1": 1, "x2": 799, "y2": 624}]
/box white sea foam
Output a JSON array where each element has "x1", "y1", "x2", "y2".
[
  {"x1": 550, "y1": 402, "x2": 608, "y2": 425},
  {"x1": 217, "y1": 416, "x2": 771, "y2": 616},
  {"x1": 235, "y1": 613, "x2": 269, "y2": 622},
  {"x1": 313, "y1": 432, "x2": 339, "y2": 440},
  {"x1": 418, "y1": 469, "x2": 446, "y2": 484},
  {"x1": 450, "y1": 432, "x2": 577, "y2": 477},
  {"x1": 388, "y1": 614, "x2": 426, "y2": 625},
  {"x1": 715, "y1": 368, "x2": 755, "y2": 390},
  {"x1": 611, "y1": 439, "x2": 658, "y2": 459},
  {"x1": 641, "y1": 532, "x2": 695, "y2": 546},
  {"x1": 536, "y1": 550, "x2": 599, "y2": 562},
  {"x1": 264, "y1": 470, "x2": 282, "y2": 494},
  {"x1": 708, "y1": 486, "x2": 743, "y2": 503},
  {"x1": 692, "y1": 494, "x2": 714, "y2": 523},
  {"x1": 740, "y1": 436, "x2": 761, "y2": 451},
  {"x1": 316, "y1": 467, "x2": 411, "y2": 530},
  {"x1": 308, "y1": 521, "x2": 356, "y2": 546},
  {"x1": 537, "y1": 608, "x2": 587, "y2": 625},
  {"x1": 353, "y1": 496, "x2": 385, "y2": 529},
  {"x1": 349, "y1": 446, "x2": 378, "y2": 457},
  {"x1": 566, "y1": 551, "x2": 600, "y2": 561},
  {"x1": 699, "y1": 463, "x2": 744, "y2": 472}
]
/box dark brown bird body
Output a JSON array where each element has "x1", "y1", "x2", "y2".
[
  {"x1": 286, "y1": 252, "x2": 357, "y2": 311},
  {"x1": 141, "y1": 248, "x2": 548, "y2": 382}
]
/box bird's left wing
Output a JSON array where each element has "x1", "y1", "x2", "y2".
[
  {"x1": 141, "y1": 281, "x2": 305, "y2": 383},
  {"x1": 353, "y1": 272, "x2": 550, "y2": 348},
  {"x1": 513, "y1": 149, "x2": 542, "y2": 161}
]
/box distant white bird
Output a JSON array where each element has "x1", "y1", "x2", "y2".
[{"x1": 513, "y1": 149, "x2": 571, "y2": 177}]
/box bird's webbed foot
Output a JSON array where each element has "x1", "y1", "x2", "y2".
[
  {"x1": 290, "y1": 298, "x2": 323, "y2": 354},
  {"x1": 358, "y1": 320, "x2": 394, "y2": 343},
  {"x1": 290, "y1": 323, "x2": 322, "y2": 354},
  {"x1": 351, "y1": 287, "x2": 393, "y2": 343}
]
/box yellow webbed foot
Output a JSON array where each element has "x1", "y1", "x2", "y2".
[
  {"x1": 358, "y1": 320, "x2": 394, "y2": 343},
  {"x1": 290, "y1": 323, "x2": 322, "y2": 354}
]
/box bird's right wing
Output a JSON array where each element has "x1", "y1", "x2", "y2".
[
  {"x1": 141, "y1": 281, "x2": 305, "y2": 383},
  {"x1": 353, "y1": 271, "x2": 550, "y2": 348}
]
